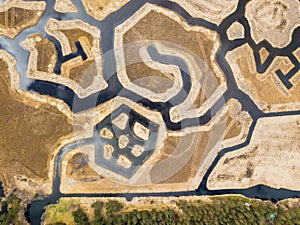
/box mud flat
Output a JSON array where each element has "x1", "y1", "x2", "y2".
[{"x1": 207, "y1": 114, "x2": 300, "y2": 191}]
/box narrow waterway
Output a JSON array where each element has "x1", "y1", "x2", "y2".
[
  {"x1": 0, "y1": 181, "x2": 4, "y2": 197},
  {"x1": 0, "y1": 181, "x2": 8, "y2": 218},
  {"x1": 0, "y1": 0, "x2": 298, "y2": 224}
]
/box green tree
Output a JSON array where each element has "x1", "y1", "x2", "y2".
[
  {"x1": 105, "y1": 200, "x2": 123, "y2": 214},
  {"x1": 72, "y1": 207, "x2": 89, "y2": 225}
]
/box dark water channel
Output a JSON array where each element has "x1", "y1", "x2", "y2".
[
  {"x1": 0, "y1": 0, "x2": 298, "y2": 224},
  {"x1": 0, "y1": 181, "x2": 4, "y2": 197},
  {"x1": 0, "y1": 181, "x2": 8, "y2": 217}
]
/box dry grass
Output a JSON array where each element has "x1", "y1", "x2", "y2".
[
  {"x1": 66, "y1": 153, "x2": 101, "y2": 181},
  {"x1": 0, "y1": 59, "x2": 72, "y2": 181},
  {"x1": 125, "y1": 63, "x2": 174, "y2": 94},
  {"x1": 123, "y1": 11, "x2": 214, "y2": 63},
  {"x1": 159, "y1": 131, "x2": 210, "y2": 184},
  {"x1": 208, "y1": 115, "x2": 300, "y2": 190},
  {"x1": 0, "y1": 8, "x2": 43, "y2": 38},
  {"x1": 82, "y1": 0, "x2": 130, "y2": 21},
  {"x1": 224, "y1": 118, "x2": 242, "y2": 140},
  {"x1": 61, "y1": 29, "x2": 94, "y2": 52},
  {"x1": 123, "y1": 11, "x2": 217, "y2": 102},
  {"x1": 34, "y1": 35, "x2": 57, "y2": 73},
  {"x1": 69, "y1": 60, "x2": 96, "y2": 89},
  {"x1": 237, "y1": 57, "x2": 300, "y2": 105},
  {"x1": 60, "y1": 29, "x2": 98, "y2": 88},
  {"x1": 0, "y1": 8, "x2": 37, "y2": 27}
]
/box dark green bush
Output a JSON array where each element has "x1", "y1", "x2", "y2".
[
  {"x1": 72, "y1": 207, "x2": 89, "y2": 225},
  {"x1": 105, "y1": 200, "x2": 123, "y2": 213}
]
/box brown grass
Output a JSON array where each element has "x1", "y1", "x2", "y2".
[
  {"x1": 237, "y1": 57, "x2": 300, "y2": 105},
  {"x1": 123, "y1": 11, "x2": 218, "y2": 102},
  {"x1": 0, "y1": 8, "x2": 44, "y2": 38},
  {"x1": 224, "y1": 118, "x2": 242, "y2": 140},
  {"x1": 160, "y1": 131, "x2": 210, "y2": 184},
  {"x1": 0, "y1": 8, "x2": 37, "y2": 27},
  {"x1": 34, "y1": 35, "x2": 57, "y2": 73},
  {"x1": 66, "y1": 153, "x2": 101, "y2": 181},
  {"x1": 61, "y1": 29, "x2": 94, "y2": 53},
  {"x1": 0, "y1": 59, "x2": 72, "y2": 181},
  {"x1": 69, "y1": 60, "x2": 96, "y2": 88}
]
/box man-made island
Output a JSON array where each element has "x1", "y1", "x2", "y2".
[{"x1": 0, "y1": 0, "x2": 299, "y2": 224}]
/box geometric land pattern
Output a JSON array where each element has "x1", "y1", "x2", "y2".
[
  {"x1": 95, "y1": 104, "x2": 159, "y2": 178},
  {"x1": 0, "y1": 0, "x2": 299, "y2": 224}
]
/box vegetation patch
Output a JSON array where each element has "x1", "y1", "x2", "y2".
[{"x1": 44, "y1": 196, "x2": 300, "y2": 225}]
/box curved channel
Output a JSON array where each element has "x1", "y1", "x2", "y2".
[{"x1": 0, "y1": 0, "x2": 297, "y2": 224}]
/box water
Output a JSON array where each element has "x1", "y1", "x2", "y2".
[
  {"x1": 0, "y1": 0, "x2": 296, "y2": 223},
  {"x1": 0, "y1": 181, "x2": 7, "y2": 218},
  {"x1": 0, "y1": 181, "x2": 4, "y2": 197}
]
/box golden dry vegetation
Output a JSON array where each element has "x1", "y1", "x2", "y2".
[
  {"x1": 237, "y1": 56, "x2": 300, "y2": 106},
  {"x1": 33, "y1": 35, "x2": 57, "y2": 73},
  {"x1": 0, "y1": 7, "x2": 44, "y2": 38},
  {"x1": 82, "y1": 0, "x2": 130, "y2": 21},
  {"x1": 0, "y1": 59, "x2": 72, "y2": 186},
  {"x1": 66, "y1": 153, "x2": 102, "y2": 182},
  {"x1": 60, "y1": 29, "x2": 97, "y2": 88},
  {"x1": 123, "y1": 11, "x2": 217, "y2": 100}
]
